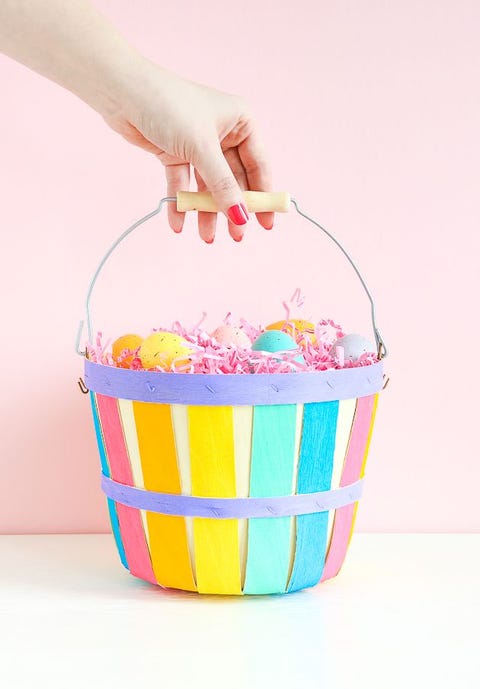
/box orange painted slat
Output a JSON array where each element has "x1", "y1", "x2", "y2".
[{"x1": 133, "y1": 401, "x2": 196, "y2": 591}]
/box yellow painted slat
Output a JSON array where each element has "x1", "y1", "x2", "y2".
[
  {"x1": 188, "y1": 405, "x2": 241, "y2": 595},
  {"x1": 132, "y1": 401, "x2": 196, "y2": 591}
]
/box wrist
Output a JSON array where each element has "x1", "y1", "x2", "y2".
[{"x1": 72, "y1": 45, "x2": 150, "y2": 120}]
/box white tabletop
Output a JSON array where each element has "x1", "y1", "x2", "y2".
[{"x1": 0, "y1": 534, "x2": 478, "y2": 689}]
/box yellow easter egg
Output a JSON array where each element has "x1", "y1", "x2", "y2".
[
  {"x1": 112, "y1": 333, "x2": 143, "y2": 368},
  {"x1": 139, "y1": 331, "x2": 191, "y2": 370},
  {"x1": 266, "y1": 319, "x2": 316, "y2": 345}
]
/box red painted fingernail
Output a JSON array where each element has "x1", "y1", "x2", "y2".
[
  {"x1": 227, "y1": 203, "x2": 249, "y2": 225},
  {"x1": 265, "y1": 223, "x2": 274, "y2": 230},
  {"x1": 205, "y1": 238, "x2": 214, "y2": 244},
  {"x1": 233, "y1": 236, "x2": 243, "y2": 242}
]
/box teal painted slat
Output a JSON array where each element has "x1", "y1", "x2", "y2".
[
  {"x1": 89, "y1": 392, "x2": 128, "y2": 569},
  {"x1": 243, "y1": 404, "x2": 298, "y2": 594},
  {"x1": 287, "y1": 401, "x2": 339, "y2": 592}
]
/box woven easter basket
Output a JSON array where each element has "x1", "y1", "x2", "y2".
[{"x1": 77, "y1": 191, "x2": 387, "y2": 595}]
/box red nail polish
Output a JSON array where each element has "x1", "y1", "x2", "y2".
[
  {"x1": 227, "y1": 203, "x2": 249, "y2": 225},
  {"x1": 265, "y1": 223, "x2": 274, "y2": 230},
  {"x1": 205, "y1": 238, "x2": 214, "y2": 244},
  {"x1": 233, "y1": 236, "x2": 243, "y2": 242}
]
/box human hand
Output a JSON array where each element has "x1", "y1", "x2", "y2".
[
  {"x1": 102, "y1": 61, "x2": 274, "y2": 243},
  {"x1": 0, "y1": 0, "x2": 272, "y2": 242}
]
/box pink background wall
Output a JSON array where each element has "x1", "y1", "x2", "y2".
[{"x1": 1, "y1": 1, "x2": 478, "y2": 534}]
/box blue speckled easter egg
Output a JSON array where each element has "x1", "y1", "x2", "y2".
[{"x1": 252, "y1": 330, "x2": 305, "y2": 363}]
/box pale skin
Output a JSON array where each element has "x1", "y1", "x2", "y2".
[{"x1": 0, "y1": 0, "x2": 274, "y2": 242}]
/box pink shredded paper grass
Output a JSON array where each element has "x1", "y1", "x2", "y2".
[
  {"x1": 86, "y1": 290, "x2": 378, "y2": 374},
  {"x1": 87, "y1": 319, "x2": 377, "y2": 374}
]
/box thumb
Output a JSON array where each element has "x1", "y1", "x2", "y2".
[{"x1": 193, "y1": 141, "x2": 249, "y2": 226}]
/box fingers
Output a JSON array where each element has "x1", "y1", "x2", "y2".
[
  {"x1": 164, "y1": 163, "x2": 190, "y2": 233},
  {"x1": 194, "y1": 169, "x2": 217, "y2": 243},
  {"x1": 224, "y1": 148, "x2": 249, "y2": 241},
  {"x1": 192, "y1": 138, "x2": 249, "y2": 230},
  {"x1": 238, "y1": 130, "x2": 274, "y2": 230}
]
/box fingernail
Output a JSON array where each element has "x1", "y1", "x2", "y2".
[
  {"x1": 233, "y1": 236, "x2": 243, "y2": 242},
  {"x1": 265, "y1": 223, "x2": 274, "y2": 230},
  {"x1": 227, "y1": 203, "x2": 249, "y2": 225},
  {"x1": 205, "y1": 238, "x2": 214, "y2": 244}
]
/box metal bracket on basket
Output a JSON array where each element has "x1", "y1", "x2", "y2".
[
  {"x1": 76, "y1": 194, "x2": 388, "y2": 359},
  {"x1": 77, "y1": 378, "x2": 89, "y2": 394}
]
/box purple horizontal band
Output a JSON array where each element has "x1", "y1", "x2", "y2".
[
  {"x1": 85, "y1": 359, "x2": 383, "y2": 405},
  {"x1": 101, "y1": 474, "x2": 364, "y2": 518}
]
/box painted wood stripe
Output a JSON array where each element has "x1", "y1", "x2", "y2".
[
  {"x1": 171, "y1": 404, "x2": 195, "y2": 582},
  {"x1": 321, "y1": 394, "x2": 377, "y2": 582},
  {"x1": 287, "y1": 401, "x2": 339, "y2": 592},
  {"x1": 233, "y1": 406, "x2": 253, "y2": 587},
  {"x1": 132, "y1": 401, "x2": 196, "y2": 591},
  {"x1": 287, "y1": 404, "x2": 304, "y2": 581},
  {"x1": 327, "y1": 398, "x2": 357, "y2": 546},
  {"x1": 188, "y1": 405, "x2": 241, "y2": 595},
  {"x1": 117, "y1": 399, "x2": 149, "y2": 545},
  {"x1": 243, "y1": 404, "x2": 298, "y2": 594},
  {"x1": 95, "y1": 394, "x2": 156, "y2": 584},
  {"x1": 89, "y1": 392, "x2": 127, "y2": 569},
  {"x1": 347, "y1": 393, "x2": 379, "y2": 546}
]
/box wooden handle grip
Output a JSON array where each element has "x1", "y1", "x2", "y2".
[{"x1": 176, "y1": 190, "x2": 291, "y2": 213}]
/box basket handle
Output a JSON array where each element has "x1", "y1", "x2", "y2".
[
  {"x1": 177, "y1": 190, "x2": 291, "y2": 213},
  {"x1": 76, "y1": 195, "x2": 387, "y2": 358}
]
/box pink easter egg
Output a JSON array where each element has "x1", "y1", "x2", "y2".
[{"x1": 211, "y1": 325, "x2": 252, "y2": 349}]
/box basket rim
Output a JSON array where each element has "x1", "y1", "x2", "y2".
[{"x1": 84, "y1": 358, "x2": 384, "y2": 405}]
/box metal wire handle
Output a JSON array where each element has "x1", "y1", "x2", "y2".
[{"x1": 76, "y1": 196, "x2": 387, "y2": 358}]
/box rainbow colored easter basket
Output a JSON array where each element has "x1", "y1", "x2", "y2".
[{"x1": 77, "y1": 191, "x2": 387, "y2": 595}]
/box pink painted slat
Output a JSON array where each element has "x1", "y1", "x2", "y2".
[
  {"x1": 321, "y1": 394, "x2": 376, "y2": 582},
  {"x1": 96, "y1": 394, "x2": 156, "y2": 585}
]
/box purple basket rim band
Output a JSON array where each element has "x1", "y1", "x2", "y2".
[
  {"x1": 85, "y1": 359, "x2": 384, "y2": 405},
  {"x1": 101, "y1": 474, "x2": 365, "y2": 518}
]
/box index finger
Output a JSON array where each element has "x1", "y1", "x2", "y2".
[{"x1": 164, "y1": 163, "x2": 191, "y2": 233}]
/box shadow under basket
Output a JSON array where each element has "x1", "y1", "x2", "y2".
[
  {"x1": 78, "y1": 191, "x2": 387, "y2": 595},
  {"x1": 85, "y1": 358, "x2": 383, "y2": 595}
]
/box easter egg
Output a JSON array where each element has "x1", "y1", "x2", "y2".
[
  {"x1": 112, "y1": 333, "x2": 143, "y2": 368},
  {"x1": 266, "y1": 319, "x2": 316, "y2": 345},
  {"x1": 211, "y1": 325, "x2": 251, "y2": 349},
  {"x1": 252, "y1": 330, "x2": 305, "y2": 363},
  {"x1": 139, "y1": 332, "x2": 191, "y2": 370},
  {"x1": 330, "y1": 334, "x2": 376, "y2": 362}
]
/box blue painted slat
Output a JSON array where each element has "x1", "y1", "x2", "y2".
[
  {"x1": 288, "y1": 401, "x2": 339, "y2": 592},
  {"x1": 243, "y1": 404, "x2": 298, "y2": 594},
  {"x1": 89, "y1": 392, "x2": 128, "y2": 569}
]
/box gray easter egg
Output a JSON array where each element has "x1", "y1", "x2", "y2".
[{"x1": 330, "y1": 334, "x2": 376, "y2": 362}]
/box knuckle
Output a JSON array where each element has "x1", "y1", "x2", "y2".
[{"x1": 210, "y1": 175, "x2": 238, "y2": 194}]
